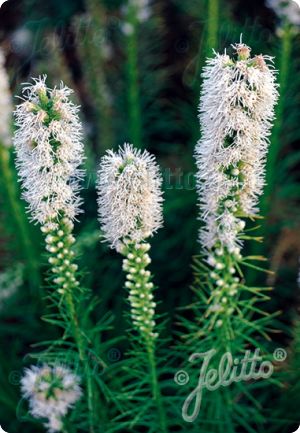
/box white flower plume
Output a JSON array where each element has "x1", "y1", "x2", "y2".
[
  {"x1": 0, "y1": 48, "x2": 12, "y2": 147},
  {"x1": 267, "y1": 0, "x2": 300, "y2": 26},
  {"x1": 195, "y1": 43, "x2": 278, "y2": 254},
  {"x1": 97, "y1": 143, "x2": 163, "y2": 249},
  {"x1": 21, "y1": 364, "x2": 82, "y2": 433},
  {"x1": 13, "y1": 76, "x2": 85, "y2": 227}
]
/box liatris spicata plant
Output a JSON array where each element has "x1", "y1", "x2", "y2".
[
  {"x1": 97, "y1": 143, "x2": 167, "y2": 432},
  {"x1": 14, "y1": 77, "x2": 99, "y2": 431},
  {"x1": 178, "y1": 43, "x2": 278, "y2": 430},
  {"x1": 195, "y1": 43, "x2": 278, "y2": 324},
  {"x1": 97, "y1": 143, "x2": 163, "y2": 342},
  {"x1": 21, "y1": 364, "x2": 82, "y2": 432}
]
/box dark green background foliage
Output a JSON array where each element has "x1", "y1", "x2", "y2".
[{"x1": 0, "y1": 0, "x2": 299, "y2": 432}]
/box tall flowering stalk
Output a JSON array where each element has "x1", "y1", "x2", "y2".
[
  {"x1": 195, "y1": 43, "x2": 278, "y2": 328},
  {"x1": 0, "y1": 48, "x2": 40, "y2": 292},
  {"x1": 97, "y1": 144, "x2": 167, "y2": 432},
  {"x1": 14, "y1": 77, "x2": 96, "y2": 432},
  {"x1": 178, "y1": 43, "x2": 278, "y2": 429}
]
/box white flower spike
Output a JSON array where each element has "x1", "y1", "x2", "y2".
[
  {"x1": 195, "y1": 43, "x2": 278, "y2": 257},
  {"x1": 13, "y1": 76, "x2": 85, "y2": 228},
  {"x1": 0, "y1": 48, "x2": 12, "y2": 147},
  {"x1": 97, "y1": 143, "x2": 163, "y2": 249},
  {"x1": 21, "y1": 364, "x2": 82, "y2": 433}
]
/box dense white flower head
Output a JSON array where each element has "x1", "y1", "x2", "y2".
[
  {"x1": 0, "y1": 48, "x2": 12, "y2": 147},
  {"x1": 195, "y1": 43, "x2": 278, "y2": 254},
  {"x1": 21, "y1": 364, "x2": 82, "y2": 433},
  {"x1": 13, "y1": 76, "x2": 84, "y2": 227},
  {"x1": 97, "y1": 143, "x2": 163, "y2": 249},
  {"x1": 267, "y1": 0, "x2": 300, "y2": 26}
]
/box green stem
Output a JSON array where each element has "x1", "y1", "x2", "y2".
[
  {"x1": 263, "y1": 24, "x2": 292, "y2": 216},
  {"x1": 123, "y1": 243, "x2": 167, "y2": 432},
  {"x1": 0, "y1": 145, "x2": 40, "y2": 293},
  {"x1": 125, "y1": 8, "x2": 142, "y2": 148},
  {"x1": 207, "y1": 0, "x2": 219, "y2": 55},
  {"x1": 147, "y1": 345, "x2": 168, "y2": 433},
  {"x1": 65, "y1": 291, "x2": 95, "y2": 433},
  {"x1": 47, "y1": 220, "x2": 96, "y2": 433}
]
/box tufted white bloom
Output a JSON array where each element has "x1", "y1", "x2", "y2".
[
  {"x1": 0, "y1": 48, "x2": 12, "y2": 147},
  {"x1": 21, "y1": 364, "x2": 82, "y2": 433},
  {"x1": 267, "y1": 0, "x2": 300, "y2": 26},
  {"x1": 13, "y1": 76, "x2": 84, "y2": 227},
  {"x1": 195, "y1": 43, "x2": 278, "y2": 254},
  {"x1": 97, "y1": 143, "x2": 163, "y2": 249}
]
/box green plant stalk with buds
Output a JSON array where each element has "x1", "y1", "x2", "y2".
[
  {"x1": 178, "y1": 43, "x2": 279, "y2": 430},
  {"x1": 13, "y1": 78, "x2": 107, "y2": 433},
  {"x1": 44, "y1": 218, "x2": 97, "y2": 433},
  {"x1": 97, "y1": 144, "x2": 168, "y2": 432},
  {"x1": 122, "y1": 241, "x2": 167, "y2": 432}
]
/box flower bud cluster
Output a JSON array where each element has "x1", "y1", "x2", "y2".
[
  {"x1": 121, "y1": 242, "x2": 158, "y2": 343},
  {"x1": 43, "y1": 217, "x2": 79, "y2": 294}
]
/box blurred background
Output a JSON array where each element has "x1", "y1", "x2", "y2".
[{"x1": 0, "y1": 0, "x2": 300, "y2": 431}]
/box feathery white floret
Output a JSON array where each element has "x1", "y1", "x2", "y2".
[
  {"x1": 97, "y1": 143, "x2": 163, "y2": 249},
  {"x1": 267, "y1": 0, "x2": 300, "y2": 26},
  {"x1": 21, "y1": 364, "x2": 82, "y2": 433},
  {"x1": 195, "y1": 43, "x2": 278, "y2": 253},
  {"x1": 13, "y1": 77, "x2": 84, "y2": 226},
  {"x1": 0, "y1": 48, "x2": 12, "y2": 147}
]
